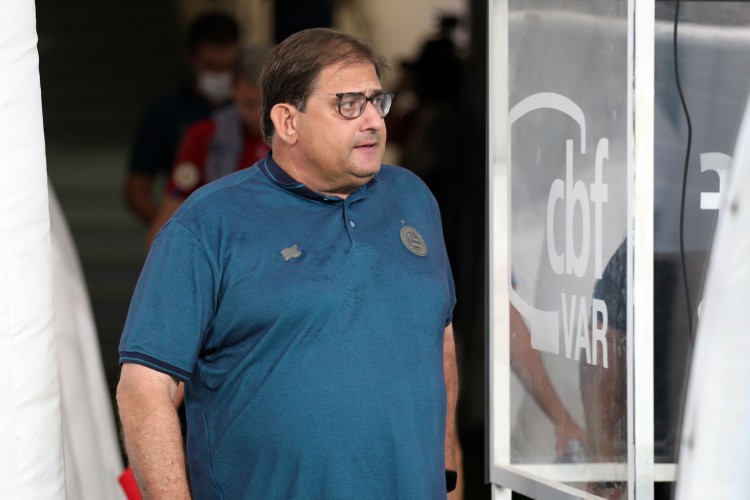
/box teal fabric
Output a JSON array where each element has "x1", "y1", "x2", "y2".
[{"x1": 120, "y1": 153, "x2": 456, "y2": 499}]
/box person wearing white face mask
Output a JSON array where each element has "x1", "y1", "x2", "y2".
[
  {"x1": 147, "y1": 44, "x2": 272, "y2": 247},
  {"x1": 125, "y1": 11, "x2": 239, "y2": 225},
  {"x1": 196, "y1": 70, "x2": 233, "y2": 105}
]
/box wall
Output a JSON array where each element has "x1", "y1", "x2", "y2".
[{"x1": 174, "y1": 0, "x2": 466, "y2": 87}]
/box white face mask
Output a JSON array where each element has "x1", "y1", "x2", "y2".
[{"x1": 197, "y1": 71, "x2": 232, "y2": 104}]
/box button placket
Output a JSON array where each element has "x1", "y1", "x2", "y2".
[{"x1": 342, "y1": 202, "x2": 355, "y2": 244}]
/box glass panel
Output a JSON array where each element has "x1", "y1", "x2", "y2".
[
  {"x1": 653, "y1": 1, "x2": 750, "y2": 467},
  {"x1": 505, "y1": 0, "x2": 630, "y2": 496}
]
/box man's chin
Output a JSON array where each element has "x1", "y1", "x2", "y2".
[{"x1": 353, "y1": 162, "x2": 381, "y2": 180}]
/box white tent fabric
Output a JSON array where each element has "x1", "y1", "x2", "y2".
[
  {"x1": 49, "y1": 186, "x2": 126, "y2": 499},
  {"x1": 0, "y1": 1, "x2": 66, "y2": 498},
  {"x1": 676, "y1": 94, "x2": 750, "y2": 499}
]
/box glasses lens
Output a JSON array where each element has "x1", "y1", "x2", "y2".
[
  {"x1": 336, "y1": 93, "x2": 395, "y2": 119},
  {"x1": 375, "y1": 93, "x2": 394, "y2": 118},
  {"x1": 338, "y1": 93, "x2": 367, "y2": 119}
]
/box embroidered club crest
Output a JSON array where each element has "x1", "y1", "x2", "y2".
[{"x1": 400, "y1": 226, "x2": 427, "y2": 256}]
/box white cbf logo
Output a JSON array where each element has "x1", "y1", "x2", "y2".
[
  {"x1": 547, "y1": 136, "x2": 609, "y2": 367},
  {"x1": 546, "y1": 138, "x2": 608, "y2": 279},
  {"x1": 508, "y1": 93, "x2": 611, "y2": 368}
]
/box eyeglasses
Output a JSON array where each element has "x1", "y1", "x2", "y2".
[{"x1": 308, "y1": 92, "x2": 395, "y2": 119}]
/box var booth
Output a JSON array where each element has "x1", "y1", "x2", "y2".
[{"x1": 487, "y1": 0, "x2": 750, "y2": 498}]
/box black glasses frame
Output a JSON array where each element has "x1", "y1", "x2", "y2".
[{"x1": 308, "y1": 92, "x2": 395, "y2": 119}]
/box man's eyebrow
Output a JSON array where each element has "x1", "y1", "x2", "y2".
[{"x1": 340, "y1": 89, "x2": 383, "y2": 95}]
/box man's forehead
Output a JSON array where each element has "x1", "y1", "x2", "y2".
[{"x1": 313, "y1": 61, "x2": 381, "y2": 90}]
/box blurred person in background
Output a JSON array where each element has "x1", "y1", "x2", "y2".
[
  {"x1": 387, "y1": 14, "x2": 464, "y2": 208},
  {"x1": 125, "y1": 11, "x2": 239, "y2": 225},
  {"x1": 147, "y1": 44, "x2": 271, "y2": 245},
  {"x1": 387, "y1": 14, "x2": 468, "y2": 291}
]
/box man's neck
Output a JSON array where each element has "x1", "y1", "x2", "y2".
[{"x1": 270, "y1": 149, "x2": 361, "y2": 199}]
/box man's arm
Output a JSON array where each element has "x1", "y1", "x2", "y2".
[
  {"x1": 509, "y1": 305, "x2": 587, "y2": 455},
  {"x1": 444, "y1": 323, "x2": 459, "y2": 472},
  {"x1": 125, "y1": 173, "x2": 159, "y2": 225},
  {"x1": 117, "y1": 363, "x2": 191, "y2": 499}
]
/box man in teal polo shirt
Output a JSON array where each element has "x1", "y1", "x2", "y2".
[{"x1": 117, "y1": 28, "x2": 458, "y2": 499}]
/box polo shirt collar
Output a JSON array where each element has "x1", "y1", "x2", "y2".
[{"x1": 257, "y1": 151, "x2": 378, "y2": 204}]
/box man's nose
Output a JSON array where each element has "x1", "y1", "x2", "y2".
[{"x1": 359, "y1": 100, "x2": 384, "y2": 130}]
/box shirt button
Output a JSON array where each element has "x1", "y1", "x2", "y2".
[{"x1": 350, "y1": 220, "x2": 356, "y2": 227}]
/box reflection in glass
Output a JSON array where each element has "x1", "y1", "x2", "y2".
[
  {"x1": 507, "y1": 1, "x2": 629, "y2": 496},
  {"x1": 510, "y1": 301, "x2": 587, "y2": 458},
  {"x1": 580, "y1": 241, "x2": 627, "y2": 498},
  {"x1": 497, "y1": 0, "x2": 750, "y2": 497},
  {"x1": 653, "y1": 1, "x2": 750, "y2": 465}
]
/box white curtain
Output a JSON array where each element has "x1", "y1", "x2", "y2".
[
  {"x1": 0, "y1": 1, "x2": 66, "y2": 498},
  {"x1": 676, "y1": 94, "x2": 750, "y2": 499},
  {"x1": 50, "y1": 186, "x2": 126, "y2": 499}
]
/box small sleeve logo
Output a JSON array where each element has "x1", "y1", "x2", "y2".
[
  {"x1": 400, "y1": 226, "x2": 428, "y2": 256},
  {"x1": 281, "y1": 244, "x2": 302, "y2": 261}
]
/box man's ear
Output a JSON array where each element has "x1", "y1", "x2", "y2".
[{"x1": 269, "y1": 104, "x2": 299, "y2": 146}]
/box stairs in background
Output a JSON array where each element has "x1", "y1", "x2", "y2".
[{"x1": 36, "y1": 0, "x2": 188, "y2": 402}]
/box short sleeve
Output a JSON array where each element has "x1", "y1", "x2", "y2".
[{"x1": 119, "y1": 221, "x2": 218, "y2": 381}]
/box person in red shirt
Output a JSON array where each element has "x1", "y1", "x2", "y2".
[
  {"x1": 148, "y1": 45, "x2": 271, "y2": 245},
  {"x1": 125, "y1": 12, "x2": 240, "y2": 225}
]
